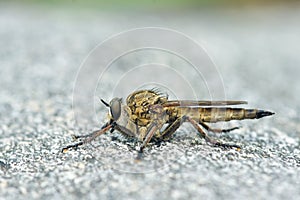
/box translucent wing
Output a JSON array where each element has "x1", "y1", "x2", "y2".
[{"x1": 162, "y1": 100, "x2": 248, "y2": 107}]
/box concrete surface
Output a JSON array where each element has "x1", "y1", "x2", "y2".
[{"x1": 0, "y1": 3, "x2": 300, "y2": 200}]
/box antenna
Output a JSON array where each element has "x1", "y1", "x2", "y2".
[{"x1": 100, "y1": 98, "x2": 110, "y2": 107}]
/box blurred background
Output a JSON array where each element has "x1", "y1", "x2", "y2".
[
  {"x1": 4, "y1": 0, "x2": 300, "y2": 9},
  {"x1": 1, "y1": 0, "x2": 300, "y2": 200},
  {"x1": 2, "y1": 0, "x2": 300, "y2": 123}
]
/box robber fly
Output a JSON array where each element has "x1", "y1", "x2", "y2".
[{"x1": 62, "y1": 89, "x2": 274, "y2": 156}]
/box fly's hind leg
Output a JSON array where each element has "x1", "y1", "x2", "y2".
[
  {"x1": 199, "y1": 122, "x2": 240, "y2": 133},
  {"x1": 186, "y1": 117, "x2": 240, "y2": 149}
]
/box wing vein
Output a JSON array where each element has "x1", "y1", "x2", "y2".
[{"x1": 162, "y1": 100, "x2": 248, "y2": 107}]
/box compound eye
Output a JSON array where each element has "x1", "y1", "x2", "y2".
[{"x1": 110, "y1": 98, "x2": 122, "y2": 120}]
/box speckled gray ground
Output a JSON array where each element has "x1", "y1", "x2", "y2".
[{"x1": 1, "y1": 3, "x2": 300, "y2": 200}]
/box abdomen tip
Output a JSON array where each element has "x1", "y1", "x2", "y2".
[{"x1": 257, "y1": 110, "x2": 275, "y2": 119}]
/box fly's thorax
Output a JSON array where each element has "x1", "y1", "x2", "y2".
[
  {"x1": 126, "y1": 90, "x2": 168, "y2": 126},
  {"x1": 165, "y1": 107, "x2": 179, "y2": 122},
  {"x1": 126, "y1": 90, "x2": 168, "y2": 108},
  {"x1": 130, "y1": 105, "x2": 169, "y2": 127}
]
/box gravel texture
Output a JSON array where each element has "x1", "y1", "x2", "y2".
[{"x1": 0, "y1": 3, "x2": 300, "y2": 200}]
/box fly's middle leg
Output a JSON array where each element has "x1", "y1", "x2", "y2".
[
  {"x1": 159, "y1": 117, "x2": 183, "y2": 140},
  {"x1": 136, "y1": 121, "x2": 166, "y2": 160},
  {"x1": 185, "y1": 117, "x2": 241, "y2": 149}
]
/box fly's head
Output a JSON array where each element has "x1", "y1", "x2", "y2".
[{"x1": 101, "y1": 98, "x2": 122, "y2": 122}]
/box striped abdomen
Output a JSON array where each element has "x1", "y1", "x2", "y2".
[{"x1": 173, "y1": 107, "x2": 274, "y2": 123}]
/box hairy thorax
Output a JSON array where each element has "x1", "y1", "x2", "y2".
[{"x1": 126, "y1": 90, "x2": 168, "y2": 126}]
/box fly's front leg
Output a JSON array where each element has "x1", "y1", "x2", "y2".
[
  {"x1": 113, "y1": 123, "x2": 136, "y2": 138},
  {"x1": 186, "y1": 117, "x2": 241, "y2": 149},
  {"x1": 61, "y1": 124, "x2": 112, "y2": 153},
  {"x1": 72, "y1": 122, "x2": 110, "y2": 140},
  {"x1": 199, "y1": 122, "x2": 240, "y2": 133}
]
